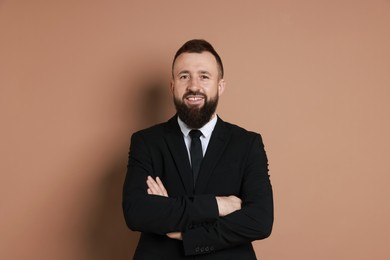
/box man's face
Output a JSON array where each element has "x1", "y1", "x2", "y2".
[{"x1": 171, "y1": 52, "x2": 225, "y2": 128}]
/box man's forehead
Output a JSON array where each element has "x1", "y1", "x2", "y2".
[
  {"x1": 178, "y1": 70, "x2": 212, "y2": 75},
  {"x1": 173, "y1": 52, "x2": 218, "y2": 71}
]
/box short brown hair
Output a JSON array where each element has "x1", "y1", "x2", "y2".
[{"x1": 172, "y1": 39, "x2": 224, "y2": 79}]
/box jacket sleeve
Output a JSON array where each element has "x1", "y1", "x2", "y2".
[
  {"x1": 182, "y1": 134, "x2": 274, "y2": 256},
  {"x1": 122, "y1": 132, "x2": 219, "y2": 235}
]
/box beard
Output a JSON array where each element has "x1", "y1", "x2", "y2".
[{"x1": 174, "y1": 91, "x2": 219, "y2": 129}]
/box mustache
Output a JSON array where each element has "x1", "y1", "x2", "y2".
[{"x1": 183, "y1": 91, "x2": 206, "y2": 99}]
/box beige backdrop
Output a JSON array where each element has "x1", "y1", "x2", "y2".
[{"x1": 1, "y1": 1, "x2": 389, "y2": 259}]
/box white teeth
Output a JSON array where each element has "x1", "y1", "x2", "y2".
[{"x1": 188, "y1": 97, "x2": 202, "y2": 101}]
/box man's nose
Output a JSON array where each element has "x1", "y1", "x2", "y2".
[{"x1": 188, "y1": 77, "x2": 200, "y2": 91}]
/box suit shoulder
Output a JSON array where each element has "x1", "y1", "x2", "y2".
[
  {"x1": 220, "y1": 120, "x2": 267, "y2": 152},
  {"x1": 130, "y1": 121, "x2": 171, "y2": 144},
  {"x1": 133, "y1": 122, "x2": 165, "y2": 135},
  {"x1": 222, "y1": 121, "x2": 261, "y2": 139},
  {"x1": 131, "y1": 116, "x2": 179, "y2": 142}
]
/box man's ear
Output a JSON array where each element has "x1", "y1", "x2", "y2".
[
  {"x1": 218, "y1": 79, "x2": 226, "y2": 96},
  {"x1": 170, "y1": 79, "x2": 175, "y2": 94}
]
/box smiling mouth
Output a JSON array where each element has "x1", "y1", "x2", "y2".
[
  {"x1": 187, "y1": 96, "x2": 204, "y2": 101},
  {"x1": 183, "y1": 92, "x2": 206, "y2": 106}
]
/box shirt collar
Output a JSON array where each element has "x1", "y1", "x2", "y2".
[{"x1": 177, "y1": 114, "x2": 218, "y2": 138}]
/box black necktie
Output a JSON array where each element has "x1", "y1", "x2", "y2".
[{"x1": 189, "y1": 130, "x2": 203, "y2": 186}]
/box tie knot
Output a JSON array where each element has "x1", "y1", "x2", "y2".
[{"x1": 189, "y1": 129, "x2": 202, "y2": 139}]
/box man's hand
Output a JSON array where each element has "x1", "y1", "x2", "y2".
[
  {"x1": 146, "y1": 176, "x2": 168, "y2": 197},
  {"x1": 146, "y1": 177, "x2": 242, "y2": 237},
  {"x1": 146, "y1": 176, "x2": 182, "y2": 240},
  {"x1": 216, "y1": 195, "x2": 242, "y2": 216},
  {"x1": 166, "y1": 232, "x2": 182, "y2": 240}
]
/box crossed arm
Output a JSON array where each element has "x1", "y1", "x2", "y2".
[
  {"x1": 124, "y1": 132, "x2": 273, "y2": 255},
  {"x1": 146, "y1": 176, "x2": 242, "y2": 240}
]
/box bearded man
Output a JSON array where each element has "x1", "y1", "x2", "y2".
[{"x1": 123, "y1": 39, "x2": 273, "y2": 259}]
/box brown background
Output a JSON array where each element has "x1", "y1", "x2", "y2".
[{"x1": 1, "y1": 1, "x2": 389, "y2": 259}]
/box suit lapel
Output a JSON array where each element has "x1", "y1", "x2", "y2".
[
  {"x1": 195, "y1": 117, "x2": 231, "y2": 193},
  {"x1": 163, "y1": 116, "x2": 194, "y2": 195}
]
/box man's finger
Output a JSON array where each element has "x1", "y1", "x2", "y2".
[
  {"x1": 156, "y1": 177, "x2": 168, "y2": 197},
  {"x1": 147, "y1": 176, "x2": 163, "y2": 196},
  {"x1": 166, "y1": 232, "x2": 182, "y2": 240}
]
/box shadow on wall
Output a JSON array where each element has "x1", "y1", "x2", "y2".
[
  {"x1": 84, "y1": 162, "x2": 139, "y2": 260},
  {"x1": 82, "y1": 72, "x2": 172, "y2": 260},
  {"x1": 135, "y1": 76, "x2": 173, "y2": 129}
]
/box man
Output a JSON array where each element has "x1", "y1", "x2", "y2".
[{"x1": 123, "y1": 39, "x2": 273, "y2": 259}]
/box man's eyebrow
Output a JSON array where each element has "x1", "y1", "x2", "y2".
[
  {"x1": 199, "y1": 70, "x2": 211, "y2": 75},
  {"x1": 177, "y1": 70, "x2": 190, "y2": 75},
  {"x1": 176, "y1": 70, "x2": 212, "y2": 76}
]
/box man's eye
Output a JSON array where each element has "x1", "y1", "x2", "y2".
[
  {"x1": 200, "y1": 75, "x2": 209, "y2": 79},
  {"x1": 180, "y1": 75, "x2": 189, "y2": 80}
]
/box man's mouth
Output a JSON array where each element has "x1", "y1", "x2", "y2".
[
  {"x1": 185, "y1": 96, "x2": 204, "y2": 106},
  {"x1": 187, "y1": 96, "x2": 204, "y2": 101},
  {"x1": 184, "y1": 92, "x2": 206, "y2": 106}
]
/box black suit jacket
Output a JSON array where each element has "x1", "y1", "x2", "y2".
[{"x1": 123, "y1": 116, "x2": 273, "y2": 259}]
